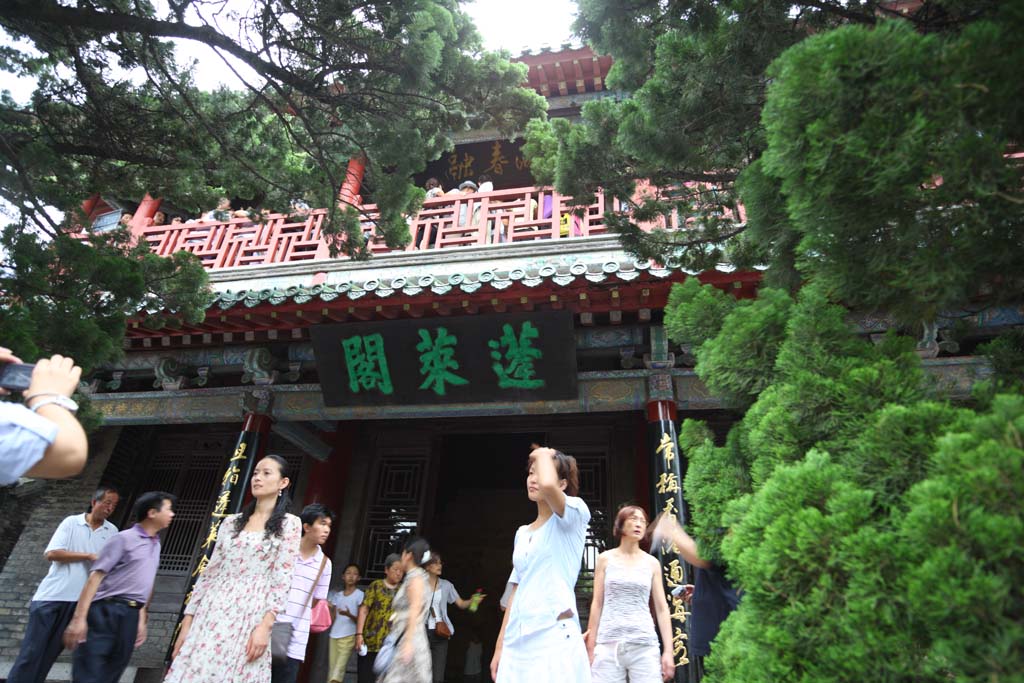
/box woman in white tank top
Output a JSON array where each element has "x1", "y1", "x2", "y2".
[{"x1": 585, "y1": 506, "x2": 674, "y2": 683}]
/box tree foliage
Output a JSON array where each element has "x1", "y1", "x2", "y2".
[
  {"x1": 526, "y1": 0, "x2": 1021, "y2": 321},
  {"x1": 0, "y1": 0, "x2": 545, "y2": 255},
  {"x1": 669, "y1": 280, "x2": 1023, "y2": 682},
  {"x1": 0, "y1": 0, "x2": 546, "y2": 419}
]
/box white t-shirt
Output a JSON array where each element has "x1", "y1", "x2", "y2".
[
  {"x1": 505, "y1": 495, "x2": 590, "y2": 641},
  {"x1": 34, "y1": 513, "x2": 118, "y2": 602},
  {"x1": 329, "y1": 587, "x2": 364, "y2": 639}
]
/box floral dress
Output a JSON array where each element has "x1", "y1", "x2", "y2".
[
  {"x1": 379, "y1": 567, "x2": 431, "y2": 683},
  {"x1": 164, "y1": 513, "x2": 301, "y2": 683}
]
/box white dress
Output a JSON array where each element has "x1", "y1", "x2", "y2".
[{"x1": 496, "y1": 495, "x2": 592, "y2": 683}]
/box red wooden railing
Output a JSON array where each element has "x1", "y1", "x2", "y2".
[{"x1": 134, "y1": 185, "x2": 644, "y2": 270}]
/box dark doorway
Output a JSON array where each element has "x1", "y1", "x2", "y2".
[{"x1": 425, "y1": 432, "x2": 543, "y2": 683}]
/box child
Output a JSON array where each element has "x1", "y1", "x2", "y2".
[{"x1": 328, "y1": 563, "x2": 364, "y2": 683}]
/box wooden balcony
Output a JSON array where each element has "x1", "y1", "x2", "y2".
[{"x1": 135, "y1": 185, "x2": 646, "y2": 270}]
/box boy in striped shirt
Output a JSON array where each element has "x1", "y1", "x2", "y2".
[{"x1": 271, "y1": 504, "x2": 334, "y2": 683}]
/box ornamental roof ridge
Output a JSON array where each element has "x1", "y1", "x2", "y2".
[{"x1": 207, "y1": 256, "x2": 694, "y2": 310}]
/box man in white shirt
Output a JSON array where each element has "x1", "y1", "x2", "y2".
[
  {"x1": 272, "y1": 503, "x2": 334, "y2": 683},
  {"x1": 6, "y1": 486, "x2": 120, "y2": 683}
]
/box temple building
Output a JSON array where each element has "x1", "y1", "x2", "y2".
[{"x1": 0, "y1": 45, "x2": 1001, "y2": 683}]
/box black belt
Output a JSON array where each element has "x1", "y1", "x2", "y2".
[{"x1": 98, "y1": 597, "x2": 144, "y2": 610}]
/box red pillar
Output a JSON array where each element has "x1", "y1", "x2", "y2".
[
  {"x1": 131, "y1": 193, "x2": 162, "y2": 233},
  {"x1": 337, "y1": 156, "x2": 366, "y2": 207},
  {"x1": 297, "y1": 425, "x2": 354, "y2": 683}
]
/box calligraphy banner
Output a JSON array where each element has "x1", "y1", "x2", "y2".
[
  {"x1": 310, "y1": 311, "x2": 577, "y2": 406},
  {"x1": 648, "y1": 415, "x2": 698, "y2": 682},
  {"x1": 413, "y1": 138, "x2": 534, "y2": 190}
]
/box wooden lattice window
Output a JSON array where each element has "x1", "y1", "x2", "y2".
[
  {"x1": 116, "y1": 427, "x2": 234, "y2": 575},
  {"x1": 358, "y1": 447, "x2": 431, "y2": 580}
]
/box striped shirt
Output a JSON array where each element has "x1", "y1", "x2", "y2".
[{"x1": 276, "y1": 546, "x2": 331, "y2": 661}]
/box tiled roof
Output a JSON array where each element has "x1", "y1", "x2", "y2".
[{"x1": 212, "y1": 258, "x2": 683, "y2": 310}]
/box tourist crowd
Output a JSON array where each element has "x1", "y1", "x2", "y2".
[{"x1": 2, "y1": 400, "x2": 737, "y2": 683}]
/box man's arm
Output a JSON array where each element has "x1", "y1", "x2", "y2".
[
  {"x1": 22, "y1": 355, "x2": 87, "y2": 479},
  {"x1": 62, "y1": 570, "x2": 105, "y2": 650},
  {"x1": 44, "y1": 549, "x2": 97, "y2": 563}
]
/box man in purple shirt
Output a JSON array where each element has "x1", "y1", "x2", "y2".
[{"x1": 63, "y1": 491, "x2": 176, "y2": 683}]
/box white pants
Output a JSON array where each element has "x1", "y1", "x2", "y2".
[
  {"x1": 591, "y1": 642, "x2": 662, "y2": 683},
  {"x1": 497, "y1": 620, "x2": 591, "y2": 683}
]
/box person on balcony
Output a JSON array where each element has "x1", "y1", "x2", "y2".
[
  {"x1": 118, "y1": 212, "x2": 133, "y2": 227},
  {"x1": 203, "y1": 197, "x2": 249, "y2": 222},
  {"x1": 456, "y1": 181, "x2": 477, "y2": 227},
  {"x1": 150, "y1": 211, "x2": 167, "y2": 227},
  {"x1": 476, "y1": 175, "x2": 494, "y2": 193},
  {"x1": 425, "y1": 178, "x2": 444, "y2": 199}
]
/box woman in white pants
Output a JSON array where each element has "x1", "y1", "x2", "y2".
[
  {"x1": 491, "y1": 447, "x2": 592, "y2": 683},
  {"x1": 586, "y1": 506, "x2": 674, "y2": 683}
]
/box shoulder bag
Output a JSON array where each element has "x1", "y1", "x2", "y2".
[{"x1": 271, "y1": 554, "x2": 330, "y2": 661}]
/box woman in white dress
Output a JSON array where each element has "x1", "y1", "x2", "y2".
[
  {"x1": 491, "y1": 446, "x2": 591, "y2": 683},
  {"x1": 166, "y1": 455, "x2": 301, "y2": 683},
  {"x1": 585, "y1": 506, "x2": 674, "y2": 683}
]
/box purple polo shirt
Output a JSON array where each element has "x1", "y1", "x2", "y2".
[{"x1": 92, "y1": 524, "x2": 161, "y2": 604}]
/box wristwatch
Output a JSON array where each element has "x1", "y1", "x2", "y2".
[{"x1": 29, "y1": 395, "x2": 79, "y2": 414}]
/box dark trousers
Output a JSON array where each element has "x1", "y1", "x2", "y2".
[
  {"x1": 271, "y1": 656, "x2": 302, "y2": 683},
  {"x1": 71, "y1": 600, "x2": 140, "y2": 683},
  {"x1": 7, "y1": 600, "x2": 77, "y2": 683},
  {"x1": 427, "y1": 629, "x2": 449, "y2": 683},
  {"x1": 357, "y1": 651, "x2": 378, "y2": 683}
]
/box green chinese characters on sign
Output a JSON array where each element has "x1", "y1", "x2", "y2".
[
  {"x1": 489, "y1": 322, "x2": 545, "y2": 389},
  {"x1": 341, "y1": 333, "x2": 393, "y2": 395},
  {"x1": 416, "y1": 327, "x2": 468, "y2": 396}
]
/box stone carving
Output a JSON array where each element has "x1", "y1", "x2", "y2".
[{"x1": 241, "y1": 388, "x2": 274, "y2": 415}]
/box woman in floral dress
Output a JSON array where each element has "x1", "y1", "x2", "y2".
[
  {"x1": 378, "y1": 537, "x2": 432, "y2": 683},
  {"x1": 165, "y1": 455, "x2": 301, "y2": 683}
]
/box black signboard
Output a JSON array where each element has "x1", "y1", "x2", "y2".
[
  {"x1": 311, "y1": 312, "x2": 578, "y2": 406},
  {"x1": 413, "y1": 138, "x2": 535, "y2": 191}
]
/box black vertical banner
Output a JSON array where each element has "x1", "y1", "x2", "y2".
[
  {"x1": 164, "y1": 414, "x2": 267, "y2": 668},
  {"x1": 648, "y1": 406, "x2": 699, "y2": 683}
]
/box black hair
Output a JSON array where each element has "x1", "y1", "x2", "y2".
[
  {"x1": 477, "y1": 174, "x2": 492, "y2": 184},
  {"x1": 403, "y1": 536, "x2": 431, "y2": 567},
  {"x1": 133, "y1": 491, "x2": 176, "y2": 523},
  {"x1": 383, "y1": 552, "x2": 402, "y2": 569},
  {"x1": 233, "y1": 454, "x2": 291, "y2": 540},
  {"x1": 87, "y1": 485, "x2": 119, "y2": 512},
  {"x1": 300, "y1": 503, "x2": 335, "y2": 529},
  {"x1": 343, "y1": 562, "x2": 362, "y2": 574},
  {"x1": 425, "y1": 177, "x2": 440, "y2": 189},
  {"x1": 527, "y1": 448, "x2": 580, "y2": 497}
]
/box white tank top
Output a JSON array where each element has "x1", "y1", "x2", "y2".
[{"x1": 596, "y1": 557, "x2": 658, "y2": 645}]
